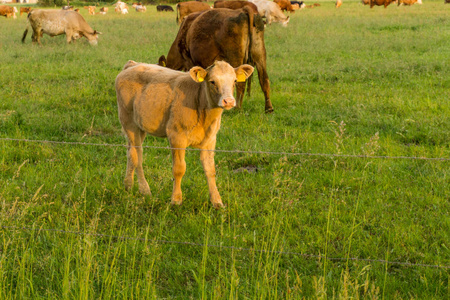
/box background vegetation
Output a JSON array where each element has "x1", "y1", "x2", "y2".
[{"x1": 0, "y1": 1, "x2": 449, "y2": 298}]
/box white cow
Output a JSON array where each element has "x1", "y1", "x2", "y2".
[{"x1": 249, "y1": 0, "x2": 289, "y2": 26}]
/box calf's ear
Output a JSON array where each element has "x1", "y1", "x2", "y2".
[
  {"x1": 189, "y1": 66, "x2": 208, "y2": 83},
  {"x1": 235, "y1": 64, "x2": 254, "y2": 82}
]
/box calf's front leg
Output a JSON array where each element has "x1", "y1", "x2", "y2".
[{"x1": 200, "y1": 144, "x2": 224, "y2": 209}]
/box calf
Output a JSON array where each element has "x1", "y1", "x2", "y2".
[
  {"x1": 22, "y1": 9, "x2": 101, "y2": 45},
  {"x1": 20, "y1": 7, "x2": 32, "y2": 16},
  {"x1": 116, "y1": 60, "x2": 253, "y2": 208},
  {"x1": 157, "y1": 5, "x2": 174, "y2": 11}
]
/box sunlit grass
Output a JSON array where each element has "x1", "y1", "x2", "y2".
[{"x1": 0, "y1": 1, "x2": 449, "y2": 298}]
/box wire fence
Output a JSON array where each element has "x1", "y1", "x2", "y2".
[
  {"x1": 1, "y1": 137, "x2": 450, "y2": 161},
  {"x1": 2, "y1": 225, "x2": 449, "y2": 270},
  {"x1": 1, "y1": 136, "x2": 449, "y2": 271}
]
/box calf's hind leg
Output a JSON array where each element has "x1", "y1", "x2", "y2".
[{"x1": 123, "y1": 126, "x2": 151, "y2": 195}]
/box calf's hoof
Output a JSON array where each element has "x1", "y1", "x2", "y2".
[
  {"x1": 171, "y1": 193, "x2": 183, "y2": 206},
  {"x1": 212, "y1": 201, "x2": 225, "y2": 209},
  {"x1": 265, "y1": 107, "x2": 274, "y2": 114},
  {"x1": 139, "y1": 183, "x2": 151, "y2": 196}
]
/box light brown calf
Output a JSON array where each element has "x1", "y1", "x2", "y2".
[
  {"x1": 116, "y1": 60, "x2": 253, "y2": 208},
  {"x1": 20, "y1": 7, "x2": 32, "y2": 16}
]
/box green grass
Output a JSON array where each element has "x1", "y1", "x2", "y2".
[{"x1": 1, "y1": 1, "x2": 449, "y2": 298}]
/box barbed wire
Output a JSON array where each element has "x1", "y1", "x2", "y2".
[
  {"x1": 1, "y1": 137, "x2": 449, "y2": 161},
  {"x1": 1, "y1": 225, "x2": 448, "y2": 270}
]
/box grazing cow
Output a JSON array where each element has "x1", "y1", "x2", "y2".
[
  {"x1": 116, "y1": 60, "x2": 254, "y2": 208},
  {"x1": 157, "y1": 5, "x2": 174, "y2": 11},
  {"x1": 22, "y1": 9, "x2": 102, "y2": 45},
  {"x1": 274, "y1": 0, "x2": 295, "y2": 12},
  {"x1": 74, "y1": 8, "x2": 80, "y2": 12},
  {"x1": 160, "y1": 7, "x2": 273, "y2": 112},
  {"x1": 0, "y1": 5, "x2": 17, "y2": 18},
  {"x1": 62, "y1": 5, "x2": 73, "y2": 10},
  {"x1": 20, "y1": 7, "x2": 32, "y2": 15},
  {"x1": 213, "y1": 0, "x2": 259, "y2": 14},
  {"x1": 176, "y1": 1, "x2": 210, "y2": 24},
  {"x1": 99, "y1": 7, "x2": 108, "y2": 13},
  {"x1": 249, "y1": 0, "x2": 290, "y2": 26},
  {"x1": 336, "y1": 0, "x2": 343, "y2": 7},
  {"x1": 313, "y1": 3, "x2": 321, "y2": 6}
]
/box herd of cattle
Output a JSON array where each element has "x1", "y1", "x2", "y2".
[{"x1": 1, "y1": 0, "x2": 445, "y2": 206}]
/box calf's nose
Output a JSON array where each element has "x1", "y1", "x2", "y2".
[{"x1": 222, "y1": 97, "x2": 236, "y2": 109}]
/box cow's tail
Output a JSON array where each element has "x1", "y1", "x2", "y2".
[
  {"x1": 21, "y1": 12, "x2": 31, "y2": 43},
  {"x1": 176, "y1": 3, "x2": 180, "y2": 24}
]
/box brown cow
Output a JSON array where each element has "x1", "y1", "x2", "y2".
[
  {"x1": 213, "y1": 0, "x2": 259, "y2": 14},
  {"x1": 0, "y1": 5, "x2": 17, "y2": 19},
  {"x1": 368, "y1": 0, "x2": 396, "y2": 7},
  {"x1": 116, "y1": 60, "x2": 254, "y2": 208},
  {"x1": 160, "y1": 7, "x2": 273, "y2": 112},
  {"x1": 22, "y1": 9, "x2": 101, "y2": 45},
  {"x1": 398, "y1": 0, "x2": 417, "y2": 5},
  {"x1": 20, "y1": 7, "x2": 32, "y2": 16},
  {"x1": 274, "y1": 0, "x2": 295, "y2": 12},
  {"x1": 336, "y1": 0, "x2": 343, "y2": 7},
  {"x1": 176, "y1": 1, "x2": 210, "y2": 24}
]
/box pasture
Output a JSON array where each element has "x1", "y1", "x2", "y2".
[{"x1": 0, "y1": 1, "x2": 449, "y2": 298}]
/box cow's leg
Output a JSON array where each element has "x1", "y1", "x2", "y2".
[
  {"x1": 200, "y1": 142, "x2": 223, "y2": 208},
  {"x1": 65, "y1": 29, "x2": 73, "y2": 43},
  {"x1": 169, "y1": 139, "x2": 187, "y2": 205},
  {"x1": 235, "y1": 82, "x2": 246, "y2": 109},
  {"x1": 32, "y1": 28, "x2": 40, "y2": 44},
  {"x1": 123, "y1": 126, "x2": 151, "y2": 195}
]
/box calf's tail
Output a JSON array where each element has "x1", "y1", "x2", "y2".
[{"x1": 176, "y1": 3, "x2": 180, "y2": 24}]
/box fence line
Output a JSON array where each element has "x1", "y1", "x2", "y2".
[
  {"x1": 1, "y1": 137, "x2": 449, "y2": 161},
  {"x1": 1, "y1": 225, "x2": 448, "y2": 270}
]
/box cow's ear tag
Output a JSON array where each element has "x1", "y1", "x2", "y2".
[
  {"x1": 197, "y1": 73, "x2": 204, "y2": 82},
  {"x1": 236, "y1": 73, "x2": 246, "y2": 82}
]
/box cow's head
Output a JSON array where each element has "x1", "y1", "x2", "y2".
[
  {"x1": 87, "y1": 30, "x2": 102, "y2": 46},
  {"x1": 281, "y1": 16, "x2": 290, "y2": 27},
  {"x1": 189, "y1": 61, "x2": 254, "y2": 110}
]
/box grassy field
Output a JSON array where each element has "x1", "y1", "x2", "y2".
[{"x1": 1, "y1": 1, "x2": 449, "y2": 298}]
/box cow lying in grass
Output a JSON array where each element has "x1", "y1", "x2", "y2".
[{"x1": 116, "y1": 60, "x2": 254, "y2": 208}]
